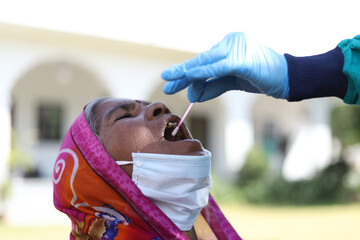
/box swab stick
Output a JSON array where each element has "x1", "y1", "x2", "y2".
[{"x1": 171, "y1": 103, "x2": 194, "y2": 136}]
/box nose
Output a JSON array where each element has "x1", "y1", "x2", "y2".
[{"x1": 145, "y1": 102, "x2": 169, "y2": 120}]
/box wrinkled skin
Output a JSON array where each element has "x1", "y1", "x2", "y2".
[{"x1": 94, "y1": 98, "x2": 205, "y2": 163}]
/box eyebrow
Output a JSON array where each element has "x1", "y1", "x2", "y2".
[{"x1": 105, "y1": 101, "x2": 136, "y2": 120}]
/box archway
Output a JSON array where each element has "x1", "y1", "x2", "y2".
[{"x1": 11, "y1": 60, "x2": 110, "y2": 177}]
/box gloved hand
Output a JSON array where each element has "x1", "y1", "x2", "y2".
[{"x1": 162, "y1": 32, "x2": 289, "y2": 102}]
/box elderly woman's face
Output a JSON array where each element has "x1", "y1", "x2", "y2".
[{"x1": 94, "y1": 98, "x2": 205, "y2": 164}]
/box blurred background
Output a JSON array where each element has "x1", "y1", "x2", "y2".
[{"x1": 0, "y1": 0, "x2": 360, "y2": 239}]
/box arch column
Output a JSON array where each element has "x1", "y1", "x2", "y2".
[
  {"x1": 223, "y1": 92, "x2": 256, "y2": 178},
  {"x1": 11, "y1": 60, "x2": 110, "y2": 177},
  {"x1": 0, "y1": 86, "x2": 11, "y2": 189}
]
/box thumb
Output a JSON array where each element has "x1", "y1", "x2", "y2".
[
  {"x1": 187, "y1": 77, "x2": 235, "y2": 102},
  {"x1": 187, "y1": 80, "x2": 207, "y2": 102}
]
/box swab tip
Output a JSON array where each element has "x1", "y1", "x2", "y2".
[{"x1": 171, "y1": 127, "x2": 179, "y2": 136}]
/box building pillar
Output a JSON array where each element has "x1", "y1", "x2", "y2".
[
  {"x1": 282, "y1": 99, "x2": 332, "y2": 181},
  {"x1": 223, "y1": 92, "x2": 256, "y2": 179},
  {"x1": 0, "y1": 87, "x2": 11, "y2": 216}
]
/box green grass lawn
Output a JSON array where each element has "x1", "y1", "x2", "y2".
[
  {"x1": 0, "y1": 204, "x2": 360, "y2": 240},
  {"x1": 0, "y1": 224, "x2": 70, "y2": 240},
  {"x1": 219, "y1": 203, "x2": 360, "y2": 240},
  {"x1": 1, "y1": 203, "x2": 359, "y2": 240}
]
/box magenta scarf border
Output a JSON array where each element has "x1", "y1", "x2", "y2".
[
  {"x1": 71, "y1": 111, "x2": 242, "y2": 240},
  {"x1": 71, "y1": 112, "x2": 186, "y2": 240}
]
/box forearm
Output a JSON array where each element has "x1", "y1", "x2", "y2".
[
  {"x1": 285, "y1": 47, "x2": 348, "y2": 101},
  {"x1": 284, "y1": 35, "x2": 360, "y2": 104}
]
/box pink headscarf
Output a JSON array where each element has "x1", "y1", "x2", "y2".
[{"x1": 53, "y1": 110, "x2": 241, "y2": 239}]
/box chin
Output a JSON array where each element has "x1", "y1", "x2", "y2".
[
  {"x1": 162, "y1": 138, "x2": 207, "y2": 156},
  {"x1": 139, "y1": 138, "x2": 206, "y2": 156}
]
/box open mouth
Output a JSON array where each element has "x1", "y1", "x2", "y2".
[{"x1": 163, "y1": 117, "x2": 190, "y2": 141}]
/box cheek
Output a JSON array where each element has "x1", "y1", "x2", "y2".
[
  {"x1": 101, "y1": 129, "x2": 133, "y2": 161},
  {"x1": 130, "y1": 125, "x2": 158, "y2": 149},
  {"x1": 104, "y1": 124, "x2": 157, "y2": 160}
]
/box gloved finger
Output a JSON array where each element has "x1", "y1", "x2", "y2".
[
  {"x1": 161, "y1": 64, "x2": 185, "y2": 80},
  {"x1": 187, "y1": 76, "x2": 236, "y2": 102},
  {"x1": 163, "y1": 77, "x2": 191, "y2": 94},
  {"x1": 187, "y1": 76, "x2": 261, "y2": 102},
  {"x1": 161, "y1": 46, "x2": 227, "y2": 81},
  {"x1": 183, "y1": 45, "x2": 227, "y2": 70},
  {"x1": 187, "y1": 80, "x2": 207, "y2": 102},
  {"x1": 186, "y1": 58, "x2": 230, "y2": 80}
]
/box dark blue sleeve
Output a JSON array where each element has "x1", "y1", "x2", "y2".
[{"x1": 285, "y1": 47, "x2": 348, "y2": 101}]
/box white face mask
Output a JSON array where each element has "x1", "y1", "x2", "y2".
[{"x1": 116, "y1": 150, "x2": 212, "y2": 231}]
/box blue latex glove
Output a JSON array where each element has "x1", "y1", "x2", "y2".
[{"x1": 162, "y1": 32, "x2": 289, "y2": 102}]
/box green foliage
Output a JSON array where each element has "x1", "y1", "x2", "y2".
[
  {"x1": 7, "y1": 147, "x2": 36, "y2": 177},
  {"x1": 331, "y1": 105, "x2": 360, "y2": 147},
  {"x1": 0, "y1": 180, "x2": 11, "y2": 201},
  {"x1": 8, "y1": 130, "x2": 34, "y2": 172},
  {"x1": 265, "y1": 160, "x2": 352, "y2": 204},
  {"x1": 236, "y1": 145, "x2": 355, "y2": 205},
  {"x1": 236, "y1": 145, "x2": 267, "y2": 187},
  {"x1": 329, "y1": 105, "x2": 360, "y2": 200},
  {"x1": 7, "y1": 148, "x2": 33, "y2": 171},
  {"x1": 210, "y1": 174, "x2": 245, "y2": 204},
  {"x1": 232, "y1": 105, "x2": 360, "y2": 205}
]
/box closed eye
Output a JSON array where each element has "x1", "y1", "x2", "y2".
[{"x1": 116, "y1": 113, "x2": 132, "y2": 121}]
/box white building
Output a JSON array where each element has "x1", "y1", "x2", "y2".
[{"x1": 0, "y1": 22, "x2": 340, "y2": 225}]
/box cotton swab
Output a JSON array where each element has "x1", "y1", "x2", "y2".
[{"x1": 171, "y1": 103, "x2": 195, "y2": 136}]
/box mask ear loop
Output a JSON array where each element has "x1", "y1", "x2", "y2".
[
  {"x1": 116, "y1": 161, "x2": 142, "y2": 167},
  {"x1": 116, "y1": 160, "x2": 142, "y2": 185},
  {"x1": 116, "y1": 161, "x2": 133, "y2": 166}
]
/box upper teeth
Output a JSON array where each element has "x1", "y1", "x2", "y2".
[{"x1": 167, "y1": 122, "x2": 177, "y2": 128}]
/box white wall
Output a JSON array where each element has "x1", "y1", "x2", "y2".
[
  {"x1": 224, "y1": 91, "x2": 257, "y2": 176},
  {"x1": 0, "y1": 24, "x2": 202, "y2": 225},
  {"x1": 0, "y1": 23, "x2": 195, "y2": 180},
  {"x1": 12, "y1": 61, "x2": 109, "y2": 177}
]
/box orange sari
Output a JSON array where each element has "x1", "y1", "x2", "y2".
[{"x1": 53, "y1": 111, "x2": 241, "y2": 240}]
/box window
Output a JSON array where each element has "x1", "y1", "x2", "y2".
[{"x1": 38, "y1": 104, "x2": 63, "y2": 140}]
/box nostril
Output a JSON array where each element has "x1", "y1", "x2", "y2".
[
  {"x1": 147, "y1": 102, "x2": 168, "y2": 120},
  {"x1": 153, "y1": 108, "x2": 162, "y2": 117}
]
